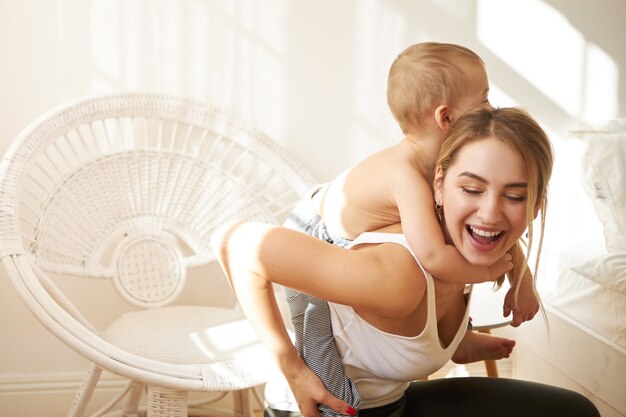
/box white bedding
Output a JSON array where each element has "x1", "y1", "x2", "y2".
[
  {"x1": 534, "y1": 122, "x2": 625, "y2": 349},
  {"x1": 515, "y1": 239, "x2": 626, "y2": 417},
  {"x1": 538, "y1": 240, "x2": 626, "y2": 350},
  {"x1": 513, "y1": 122, "x2": 626, "y2": 416}
]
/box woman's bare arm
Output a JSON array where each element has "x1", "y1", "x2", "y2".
[
  {"x1": 213, "y1": 221, "x2": 425, "y2": 317},
  {"x1": 212, "y1": 221, "x2": 379, "y2": 417}
]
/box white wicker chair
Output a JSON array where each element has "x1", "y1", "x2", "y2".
[{"x1": 0, "y1": 93, "x2": 315, "y2": 417}]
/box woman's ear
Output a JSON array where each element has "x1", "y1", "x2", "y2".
[
  {"x1": 434, "y1": 105, "x2": 453, "y2": 131},
  {"x1": 433, "y1": 165, "x2": 444, "y2": 204}
]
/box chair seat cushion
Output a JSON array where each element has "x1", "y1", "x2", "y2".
[{"x1": 103, "y1": 305, "x2": 269, "y2": 365}]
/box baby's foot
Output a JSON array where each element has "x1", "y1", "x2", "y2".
[{"x1": 452, "y1": 330, "x2": 515, "y2": 364}]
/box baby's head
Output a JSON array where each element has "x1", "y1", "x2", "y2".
[{"x1": 387, "y1": 42, "x2": 489, "y2": 135}]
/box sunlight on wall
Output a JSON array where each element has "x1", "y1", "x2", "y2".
[
  {"x1": 353, "y1": 0, "x2": 406, "y2": 151},
  {"x1": 88, "y1": 0, "x2": 288, "y2": 140},
  {"x1": 201, "y1": 0, "x2": 287, "y2": 131},
  {"x1": 189, "y1": 1, "x2": 211, "y2": 95},
  {"x1": 56, "y1": 0, "x2": 66, "y2": 42},
  {"x1": 488, "y1": 83, "x2": 518, "y2": 108},
  {"x1": 90, "y1": 1, "x2": 120, "y2": 90},
  {"x1": 428, "y1": 0, "x2": 475, "y2": 23},
  {"x1": 583, "y1": 43, "x2": 618, "y2": 121},
  {"x1": 477, "y1": 0, "x2": 618, "y2": 122},
  {"x1": 122, "y1": 2, "x2": 141, "y2": 87},
  {"x1": 161, "y1": 2, "x2": 184, "y2": 91},
  {"x1": 477, "y1": 0, "x2": 583, "y2": 116}
]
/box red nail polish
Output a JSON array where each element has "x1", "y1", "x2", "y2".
[{"x1": 347, "y1": 406, "x2": 357, "y2": 416}]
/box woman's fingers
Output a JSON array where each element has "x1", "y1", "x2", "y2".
[
  {"x1": 317, "y1": 391, "x2": 358, "y2": 416},
  {"x1": 291, "y1": 362, "x2": 358, "y2": 417}
]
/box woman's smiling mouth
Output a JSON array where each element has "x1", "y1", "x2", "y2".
[{"x1": 466, "y1": 225, "x2": 505, "y2": 248}]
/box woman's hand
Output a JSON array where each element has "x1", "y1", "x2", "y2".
[{"x1": 284, "y1": 354, "x2": 357, "y2": 417}]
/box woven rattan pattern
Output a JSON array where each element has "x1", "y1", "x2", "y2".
[{"x1": 0, "y1": 93, "x2": 315, "y2": 416}]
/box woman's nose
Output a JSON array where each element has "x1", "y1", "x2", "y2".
[{"x1": 477, "y1": 195, "x2": 503, "y2": 224}]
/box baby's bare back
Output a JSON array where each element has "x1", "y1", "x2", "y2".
[{"x1": 315, "y1": 141, "x2": 429, "y2": 239}]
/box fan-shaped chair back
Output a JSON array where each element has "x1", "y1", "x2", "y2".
[
  {"x1": 0, "y1": 94, "x2": 315, "y2": 417},
  {"x1": 3, "y1": 94, "x2": 312, "y2": 303}
]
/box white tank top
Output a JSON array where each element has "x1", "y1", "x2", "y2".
[
  {"x1": 265, "y1": 232, "x2": 472, "y2": 410},
  {"x1": 329, "y1": 232, "x2": 472, "y2": 408}
]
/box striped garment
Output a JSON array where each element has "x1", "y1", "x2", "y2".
[{"x1": 282, "y1": 185, "x2": 362, "y2": 417}]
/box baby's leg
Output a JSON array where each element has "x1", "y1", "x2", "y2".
[
  {"x1": 451, "y1": 330, "x2": 515, "y2": 364},
  {"x1": 283, "y1": 287, "x2": 361, "y2": 416},
  {"x1": 281, "y1": 186, "x2": 360, "y2": 415}
]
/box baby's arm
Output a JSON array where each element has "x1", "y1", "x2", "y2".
[
  {"x1": 503, "y1": 242, "x2": 540, "y2": 326},
  {"x1": 394, "y1": 172, "x2": 511, "y2": 284}
]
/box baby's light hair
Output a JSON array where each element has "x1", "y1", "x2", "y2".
[{"x1": 387, "y1": 42, "x2": 485, "y2": 134}]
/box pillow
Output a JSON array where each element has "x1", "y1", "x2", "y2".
[
  {"x1": 571, "y1": 251, "x2": 626, "y2": 295},
  {"x1": 570, "y1": 119, "x2": 626, "y2": 252}
]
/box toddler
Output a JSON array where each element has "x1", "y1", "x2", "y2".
[{"x1": 283, "y1": 42, "x2": 536, "y2": 416}]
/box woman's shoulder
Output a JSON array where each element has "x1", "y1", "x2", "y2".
[
  {"x1": 347, "y1": 232, "x2": 431, "y2": 320},
  {"x1": 351, "y1": 232, "x2": 430, "y2": 300}
]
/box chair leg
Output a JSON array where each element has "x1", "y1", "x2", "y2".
[
  {"x1": 123, "y1": 381, "x2": 145, "y2": 416},
  {"x1": 147, "y1": 385, "x2": 188, "y2": 417},
  {"x1": 233, "y1": 389, "x2": 253, "y2": 417},
  {"x1": 251, "y1": 386, "x2": 265, "y2": 411},
  {"x1": 68, "y1": 364, "x2": 103, "y2": 417}
]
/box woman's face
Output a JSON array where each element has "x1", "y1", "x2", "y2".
[{"x1": 435, "y1": 137, "x2": 530, "y2": 266}]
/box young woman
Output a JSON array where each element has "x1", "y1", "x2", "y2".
[{"x1": 212, "y1": 107, "x2": 600, "y2": 417}]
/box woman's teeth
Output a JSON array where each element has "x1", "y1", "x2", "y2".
[{"x1": 468, "y1": 226, "x2": 502, "y2": 238}]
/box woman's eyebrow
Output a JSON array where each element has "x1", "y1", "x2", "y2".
[{"x1": 458, "y1": 171, "x2": 527, "y2": 188}]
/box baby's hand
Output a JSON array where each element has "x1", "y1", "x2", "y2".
[
  {"x1": 503, "y1": 271, "x2": 539, "y2": 326},
  {"x1": 488, "y1": 252, "x2": 513, "y2": 281}
]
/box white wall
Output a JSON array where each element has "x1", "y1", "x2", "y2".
[{"x1": 1, "y1": 0, "x2": 625, "y2": 415}]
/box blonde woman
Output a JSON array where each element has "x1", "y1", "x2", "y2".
[{"x1": 213, "y1": 108, "x2": 600, "y2": 417}]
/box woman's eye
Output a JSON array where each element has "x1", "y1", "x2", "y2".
[
  {"x1": 461, "y1": 187, "x2": 482, "y2": 195},
  {"x1": 505, "y1": 194, "x2": 526, "y2": 202}
]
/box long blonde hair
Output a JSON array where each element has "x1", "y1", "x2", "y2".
[
  {"x1": 387, "y1": 42, "x2": 485, "y2": 134},
  {"x1": 437, "y1": 107, "x2": 554, "y2": 300}
]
